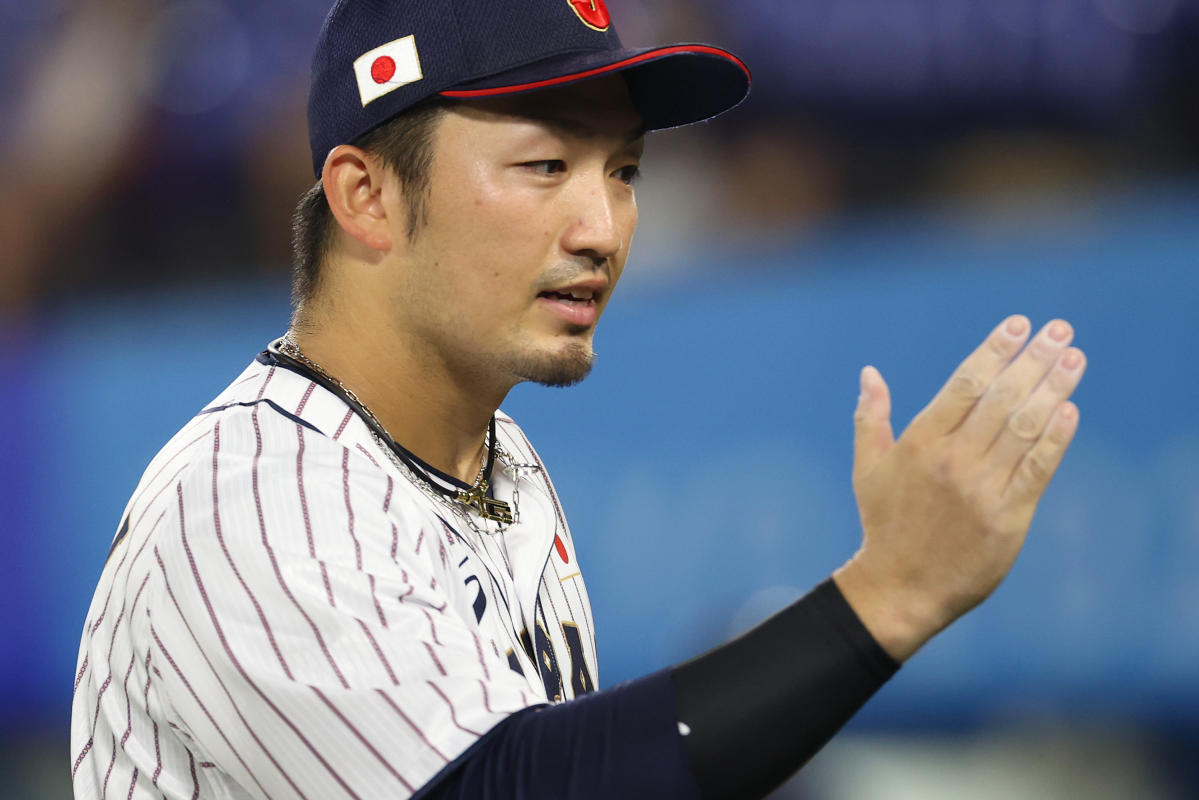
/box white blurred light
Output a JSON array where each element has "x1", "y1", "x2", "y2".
[
  {"x1": 1094, "y1": 0, "x2": 1180, "y2": 34},
  {"x1": 10, "y1": 6, "x2": 145, "y2": 189},
  {"x1": 138, "y1": 0, "x2": 250, "y2": 115},
  {"x1": 805, "y1": 731, "x2": 1179, "y2": 800}
]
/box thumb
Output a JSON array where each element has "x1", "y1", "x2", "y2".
[{"x1": 853, "y1": 365, "x2": 894, "y2": 480}]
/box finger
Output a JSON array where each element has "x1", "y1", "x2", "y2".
[
  {"x1": 853, "y1": 365, "x2": 894, "y2": 481},
  {"x1": 986, "y1": 347, "x2": 1086, "y2": 476},
  {"x1": 1004, "y1": 401, "x2": 1079, "y2": 503},
  {"x1": 909, "y1": 315, "x2": 1030, "y2": 438},
  {"x1": 956, "y1": 319, "x2": 1074, "y2": 454}
]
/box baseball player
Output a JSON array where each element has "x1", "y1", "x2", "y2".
[{"x1": 72, "y1": 1, "x2": 1087, "y2": 798}]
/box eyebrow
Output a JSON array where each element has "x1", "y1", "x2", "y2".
[{"x1": 532, "y1": 113, "x2": 646, "y2": 146}]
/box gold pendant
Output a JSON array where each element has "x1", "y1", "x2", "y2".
[{"x1": 457, "y1": 482, "x2": 514, "y2": 524}]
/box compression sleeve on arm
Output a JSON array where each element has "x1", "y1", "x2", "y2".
[
  {"x1": 416, "y1": 669, "x2": 700, "y2": 800},
  {"x1": 671, "y1": 577, "x2": 900, "y2": 799},
  {"x1": 418, "y1": 578, "x2": 897, "y2": 800}
]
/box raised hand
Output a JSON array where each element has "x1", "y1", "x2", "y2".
[{"x1": 834, "y1": 316, "x2": 1085, "y2": 661}]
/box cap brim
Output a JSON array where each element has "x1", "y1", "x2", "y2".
[{"x1": 440, "y1": 44, "x2": 751, "y2": 130}]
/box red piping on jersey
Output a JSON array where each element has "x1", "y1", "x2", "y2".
[{"x1": 439, "y1": 45, "x2": 750, "y2": 99}]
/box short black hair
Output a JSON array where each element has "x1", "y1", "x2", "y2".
[{"x1": 289, "y1": 99, "x2": 449, "y2": 311}]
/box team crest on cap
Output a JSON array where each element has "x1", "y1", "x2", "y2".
[
  {"x1": 353, "y1": 35, "x2": 423, "y2": 107},
  {"x1": 567, "y1": 0, "x2": 611, "y2": 31}
]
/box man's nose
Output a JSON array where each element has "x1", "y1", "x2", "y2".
[{"x1": 560, "y1": 177, "x2": 625, "y2": 263}]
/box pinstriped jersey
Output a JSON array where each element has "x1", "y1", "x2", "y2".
[{"x1": 71, "y1": 352, "x2": 598, "y2": 799}]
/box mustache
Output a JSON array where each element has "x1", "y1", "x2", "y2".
[{"x1": 535, "y1": 259, "x2": 611, "y2": 292}]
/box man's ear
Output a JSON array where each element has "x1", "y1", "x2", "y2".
[{"x1": 321, "y1": 145, "x2": 395, "y2": 253}]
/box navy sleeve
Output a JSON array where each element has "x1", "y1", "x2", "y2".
[
  {"x1": 416, "y1": 579, "x2": 897, "y2": 800},
  {"x1": 415, "y1": 670, "x2": 698, "y2": 800}
]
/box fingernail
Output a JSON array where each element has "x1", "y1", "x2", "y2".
[
  {"x1": 1061, "y1": 349, "x2": 1083, "y2": 370},
  {"x1": 1006, "y1": 316, "x2": 1028, "y2": 337},
  {"x1": 1048, "y1": 321, "x2": 1071, "y2": 342},
  {"x1": 1059, "y1": 403, "x2": 1078, "y2": 420}
]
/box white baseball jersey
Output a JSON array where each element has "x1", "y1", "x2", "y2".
[{"x1": 72, "y1": 351, "x2": 598, "y2": 799}]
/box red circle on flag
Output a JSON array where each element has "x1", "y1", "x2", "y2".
[{"x1": 371, "y1": 56, "x2": 397, "y2": 85}]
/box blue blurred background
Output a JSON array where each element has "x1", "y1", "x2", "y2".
[{"x1": 3, "y1": 1, "x2": 1198, "y2": 797}]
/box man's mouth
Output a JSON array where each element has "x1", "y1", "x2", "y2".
[
  {"x1": 536, "y1": 276, "x2": 608, "y2": 306},
  {"x1": 535, "y1": 280, "x2": 605, "y2": 327},
  {"x1": 537, "y1": 288, "x2": 597, "y2": 306}
]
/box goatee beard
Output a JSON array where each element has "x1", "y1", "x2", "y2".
[{"x1": 514, "y1": 341, "x2": 596, "y2": 388}]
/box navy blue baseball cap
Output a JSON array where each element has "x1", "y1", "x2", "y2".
[{"x1": 308, "y1": 0, "x2": 751, "y2": 176}]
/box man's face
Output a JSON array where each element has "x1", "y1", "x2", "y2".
[{"x1": 389, "y1": 75, "x2": 643, "y2": 389}]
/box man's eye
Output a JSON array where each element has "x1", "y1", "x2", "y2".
[
  {"x1": 615, "y1": 165, "x2": 642, "y2": 185},
  {"x1": 524, "y1": 160, "x2": 566, "y2": 175}
]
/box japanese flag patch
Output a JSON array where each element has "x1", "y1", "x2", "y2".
[{"x1": 353, "y1": 35, "x2": 423, "y2": 107}]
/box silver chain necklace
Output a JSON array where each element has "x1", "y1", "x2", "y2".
[{"x1": 273, "y1": 337, "x2": 517, "y2": 531}]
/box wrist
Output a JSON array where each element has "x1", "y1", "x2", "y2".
[{"x1": 831, "y1": 557, "x2": 948, "y2": 663}]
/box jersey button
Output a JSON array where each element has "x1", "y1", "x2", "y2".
[{"x1": 553, "y1": 694, "x2": 562, "y2": 702}]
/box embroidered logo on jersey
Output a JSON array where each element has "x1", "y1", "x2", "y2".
[
  {"x1": 353, "y1": 35, "x2": 423, "y2": 106},
  {"x1": 567, "y1": 0, "x2": 611, "y2": 31}
]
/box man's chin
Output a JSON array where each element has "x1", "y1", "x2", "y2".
[{"x1": 512, "y1": 343, "x2": 596, "y2": 388}]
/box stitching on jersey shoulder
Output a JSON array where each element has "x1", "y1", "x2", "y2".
[{"x1": 197, "y1": 399, "x2": 323, "y2": 435}]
